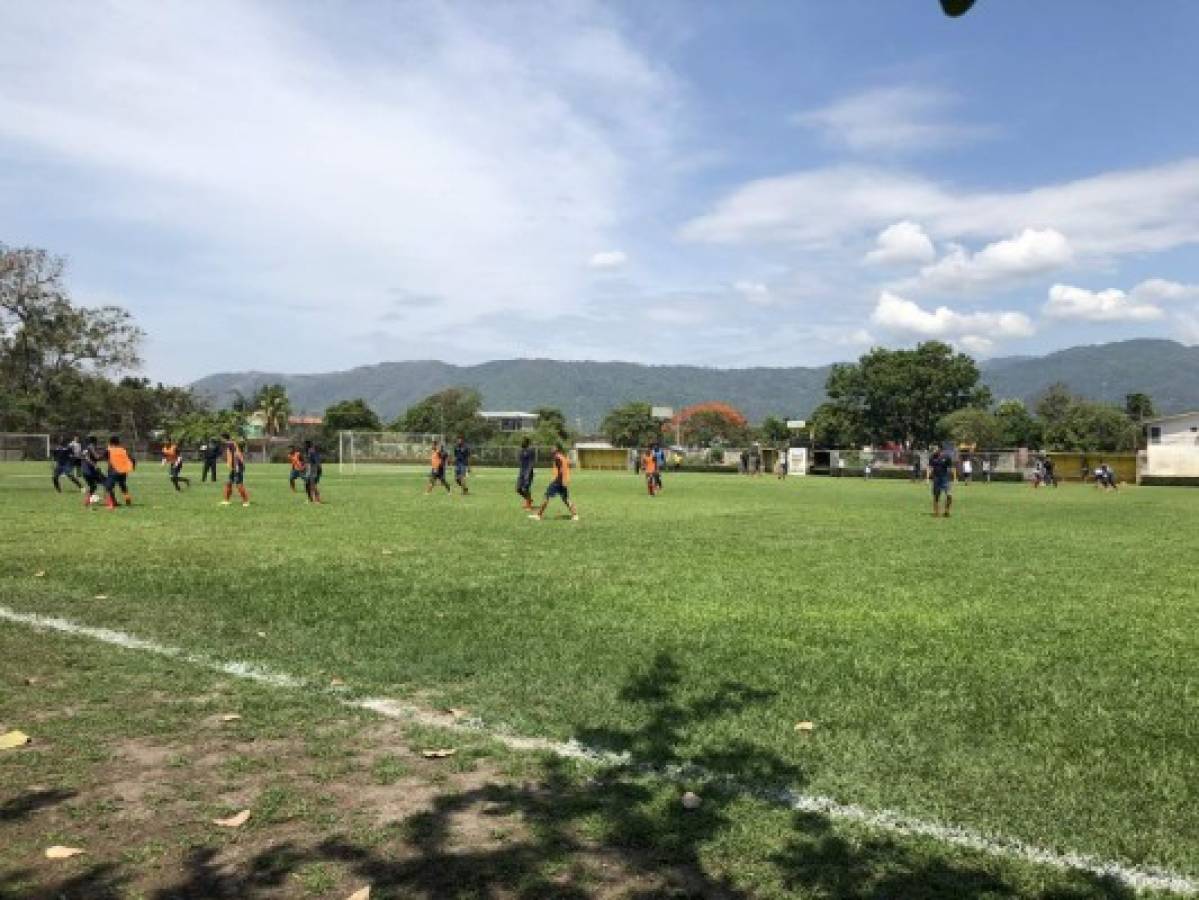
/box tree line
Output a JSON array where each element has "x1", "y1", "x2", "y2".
[{"x1": 0, "y1": 243, "x2": 1157, "y2": 453}]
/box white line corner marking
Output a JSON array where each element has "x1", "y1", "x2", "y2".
[{"x1": 0, "y1": 605, "x2": 1193, "y2": 895}]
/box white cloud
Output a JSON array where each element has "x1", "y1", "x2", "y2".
[
  {"x1": 0, "y1": 2, "x2": 682, "y2": 374},
  {"x1": 1130, "y1": 278, "x2": 1199, "y2": 304},
  {"x1": 732, "y1": 280, "x2": 774, "y2": 305},
  {"x1": 679, "y1": 159, "x2": 1199, "y2": 258},
  {"x1": 912, "y1": 228, "x2": 1072, "y2": 293},
  {"x1": 864, "y1": 220, "x2": 936, "y2": 266},
  {"x1": 958, "y1": 335, "x2": 994, "y2": 355},
  {"x1": 792, "y1": 85, "x2": 989, "y2": 153},
  {"x1": 1044, "y1": 283, "x2": 1165, "y2": 322},
  {"x1": 588, "y1": 250, "x2": 628, "y2": 269},
  {"x1": 871, "y1": 290, "x2": 1035, "y2": 350}
]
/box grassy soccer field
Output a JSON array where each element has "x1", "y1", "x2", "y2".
[{"x1": 1, "y1": 461, "x2": 1196, "y2": 896}]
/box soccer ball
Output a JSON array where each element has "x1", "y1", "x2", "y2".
[{"x1": 89, "y1": 493, "x2": 101, "y2": 506}]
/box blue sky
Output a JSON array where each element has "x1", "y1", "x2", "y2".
[{"x1": 2, "y1": 1, "x2": 1198, "y2": 382}]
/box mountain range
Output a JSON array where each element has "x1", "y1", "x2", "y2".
[{"x1": 191, "y1": 339, "x2": 1199, "y2": 427}]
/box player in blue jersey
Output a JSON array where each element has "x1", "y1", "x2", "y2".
[
  {"x1": 516, "y1": 437, "x2": 536, "y2": 510},
  {"x1": 304, "y1": 440, "x2": 324, "y2": 503},
  {"x1": 52, "y1": 436, "x2": 83, "y2": 493},
  {"x1": 452, "y1": 434, "x2": 471, "y2": 495},
  {"x1": 928, "y1": 447, "x2": 954, "y2": 517}
]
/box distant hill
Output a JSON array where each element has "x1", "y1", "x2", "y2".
[{"x1": 192, "y1": 339, "x2": 1199, "y2": 427}]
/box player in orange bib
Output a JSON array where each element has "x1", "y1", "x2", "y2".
[
  {"x1": 530, "y1": 443, "x2": 578, "y2": 521},
  {"x1": 103, "y1": 435, "x2": 136, "y2": 509},
  {"x1": 641, "y1": 448, "x2": 658, "y2": 496},
  {"x1": 287, "y1": 446, "x2": 307, "y2": 492},
  {"x1": 161, "y1": 439, "x2": 190, "y2": 491},
  {"x1": 425, "y1": 441, "x2": 450, "y2": 493}
]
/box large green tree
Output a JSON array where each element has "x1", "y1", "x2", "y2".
[
  {"x1": 324, "y1": 398, "x2": 382, "y2": 433},
  {"x1": 809, "y1": 401, "x2": 865, "y2": 448},
  {"x1": 395, "y1": 387, "x2": 493, "y2": 442},
  {"x1": 1, "y1": 245, "x2": 143, "y2": 429},
  {"x1": 823, "y1": 341, "x2": 990, "y2": 446},
  {"x1": 994, "y1": 399, "x2": 1041, "y2": 448},
  {"x1": 600, "y1": 401, "x2": 661, "y2": 447},
  {"x1": 532, "y1": 406, "x2": 571, "y2": 445},
  {"x1": 938, "y1": 407, "x2": 1003, "y2": 448},
  {"x1": 757, "y1": 415, "x2": 791, "y2": 444},
  {"x1": 253, "y1": 383, "x2": 292, "y2": 435}
]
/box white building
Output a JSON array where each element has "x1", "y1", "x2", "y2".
[
  {"x1": 1143, "y1": 411, "x2": 1199, "y2": 478},
  {"x1": 480, "y1": 411, "x2": 539, "y2": 433}
]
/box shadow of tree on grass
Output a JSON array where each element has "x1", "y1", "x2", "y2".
[{"x1": 7, "y1": 652, "x2": 1147, "y2": 899}]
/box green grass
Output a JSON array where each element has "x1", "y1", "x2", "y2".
[{"x1": 1, "y1": 461, "x2": 1196, "y2": 883}]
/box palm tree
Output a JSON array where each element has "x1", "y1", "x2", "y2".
[{"x1": 254, "y1": 384, "x2": 292, "y2": 436}]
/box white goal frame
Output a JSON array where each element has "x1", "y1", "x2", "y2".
[
  {"x1": 0, "y1": 432, "x2": 51, "y2": 461},
  {"x1": 338, "y1": 431, "x2": 443, "y2": 474}
]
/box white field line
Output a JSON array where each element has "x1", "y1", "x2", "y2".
[{"x1": 1, "y1": 604, "x2": 1194, "y2": 895}]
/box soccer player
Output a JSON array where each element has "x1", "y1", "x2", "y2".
[
  {"x1": 651, "y1": 442, "x2": 666, "y2": 493},
  {"x1": 961, "y1": 456, "x2": 973, "y2": 485},
  {"x1": 103, "y1": 435, "x2": 136, "y2": 509},
  {"x1": 928, "y1": 446, "x2": 953, "y2": 518},
  {"x1": 515, "y1": 437, "x2": 536, "y2": 510},
  {"x1": 426, "y1": 441, "x2": 450, "y2": 493},
  {"x1": 161, "y1": 438, "x2": 190, "y2": 491},
  {"x1": 1043, "y1": 456, "x2": 1058, "y2": 488},
  {"x1": 452, "y1": 434, "x2": 471, "y2": 494},
  {"x1": 51, "y1": 436, "x2": 82, "y2": 493},
  {"x1": 304, "y1": 440, "x2": 323, "y2": 503},
  {"x1": 68, "y1": 435, "x2": 83, "y2": 480},
  {"x1": 200, "y1": 438, "x2": 220, "y2": 483},
  {"x1": 219, "y1": 432, "x2": 250, "y2": 507},
  {"x1": 287, "y1": 445, "x2": 307, "y2": 492},
  {"x1": 80, "y1": 435, "x2": 105, "y2": 507},
  {"x1": 530, "y1": 443, "x2": 578, "y2": 521},
  {"x1": 642, "y1": 446, "x2": 658, "y2": 496}
]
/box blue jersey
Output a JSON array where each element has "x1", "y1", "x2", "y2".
[
  {"x1": 518, "y1": 447, "x2": 535, "y2": 478},
  {"x1": 306, "y1": 447, "x2": 321, "y2": 469},
  {"x1": 453, "y1": 443, "x2": 470, "y2": 467},
  {"x1": 929, "y1": 454, "x2": 952, "y2": 481}
]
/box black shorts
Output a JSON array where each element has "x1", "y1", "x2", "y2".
[
  {"x1": 105, "y1": 471, "x2": 128, "y2": 492},
  {"x1": 517, "y1": 472, "x2": 534, "y2": 492},
  {"x1": 228, "y1": 468, "x2": 244, "y2": 485},
  {"x1": 546, "y1": 481, "x2": 569, "y2": 501}
]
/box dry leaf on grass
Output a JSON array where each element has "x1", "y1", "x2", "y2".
[
  {"x1": 330, "y1": 678, "x2": 346, "y2": 687},
  {"x1": 44, "y1": 846, "x2": 85, "y2": 860},
  {"x1": 256, "y1": 631, "x2": 267, "y2": 638},
  {"x1": 0, "y1": 730, "x2": 31, "y2": 750},
  {"x1": 446, "y1": 708, "x2": 469, "y2": 719},
  {"x1": 681, "y1": 791, "x2": 702, "y2": 810},
  {"x1": 794, "y1": 721, "x2": 815, "y2": 733},
  {"x1": 93, "y1": 594, "x2": 109, "y2": 600},
  {"x1": 212, "y1": 809, "x2": 251, "y2": 828},
  {"x1": 23, "y1": 677, "x2": 38, "y2": 686},
  {"x1": 346, "y1": 887, "x2": 371, "y2": 900},
  {"x1": 381, "y1": 549, "x2": 393, "y2": 556},
  {"x1": 32, "y1": 571, "x2": 46, "y2": 578},
  {"x1": 420, "y1": 748, "x2": 457, "y2": 759},
  {"x1": 219, "y1": 714, "x2": 242, "y2": 722}
]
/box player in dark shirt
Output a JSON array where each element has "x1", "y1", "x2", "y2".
[
  {"x1": 304, "y1": 440, "x2": 323, "y2": 503},
  {"x1": 452, "y1": 435, "x2": 471, "y2": 495},
  {"x1": 80, "y1": 436, "x2": 105, "y2": 506},
  {"x1": 516, "y1": 437, "x2": 536, "y2": 510},
  {"x1": 928, "y1": 447, "x2": 954, "y2": 517},
  {"x1": 200, "y1": 438, "x2": 221, "y2": 482},
  {"x1": 52, "y1": 436, "x2": 83, "y2": 493}
]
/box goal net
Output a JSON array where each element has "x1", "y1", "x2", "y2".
[
  {"x1": 0, "y1": 432, "x2": 51, "y2": 462},
  {"x1": 338, "y1": 431, "x2": 442, "y2": 474}
]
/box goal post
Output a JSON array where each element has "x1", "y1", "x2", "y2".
[
  {"x1": 0, "y1": 432, "x2": 51, "y2": 462},
  {"x1": 337, "y1": 431, "x2": 443, "y2": 474}
]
